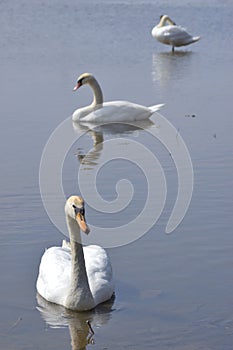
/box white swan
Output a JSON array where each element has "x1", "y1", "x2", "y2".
[
  {"x1": 72, "y1": 73, "x2": 164, "y2": 122},
  {"x1": 36, "y1": 195, "x2": 114, "y2": 311},
  {"x1": 152, "y1": 15, "x2": 201, "y2": 52}
]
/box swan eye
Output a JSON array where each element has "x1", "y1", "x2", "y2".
[
  {"x1": 72, "y1": 204, "x2": 78, "y2": 214},
  {"x1": 72, "y1": 204, "x2": 85, "y2": 217},
  {"x1": 78, "y1": 78, "x2": 84, "y2": 86},
  {"x1": 80, "y1": 208, "x2": 85, "y2": 216}
]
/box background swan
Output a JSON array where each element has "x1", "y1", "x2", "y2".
[
  {"x1": 152, "y1": 15, "x2": 201, "y2": 52},
  {"x1": 36, "y1": 195, "x2": 114, "y2": 311},
  {"x1": 72, "y1": 73, "x2": 164, "y2": 122}
]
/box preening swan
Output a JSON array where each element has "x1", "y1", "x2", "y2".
[
  {"x1": 36, "y1": 195, "x2": 114, "y2": 311},
  {"x1": 72, "y1": 73, "x2": 164, "y2": 122},
  {"x1": 152, "y1": 15, "x2": 201, "y2": 52}
]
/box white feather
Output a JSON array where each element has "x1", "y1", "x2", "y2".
[
  {"x1": 37, "y1": 244, "x2": 114, "y2": 307},
  {"x1": 72, "y1": 73, "x2": 164, "y2": 122},
  {"x1": 152, "y1": 15, "x2": 200, "y2": 51}
]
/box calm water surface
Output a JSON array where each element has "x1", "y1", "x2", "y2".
[{"x1": 0, "y1": 1, "x2": 233, "y2": 349}]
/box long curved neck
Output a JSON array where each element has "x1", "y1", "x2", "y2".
[
  {"x1": 65, "y1": 216, "x2": 95, "y2": 310},
  {"x1": 159, "y1": 16, "x2": 174, "y2": 27},
  {"x1": 89, "y1": 78, "x2": 103, "y2": 107}
]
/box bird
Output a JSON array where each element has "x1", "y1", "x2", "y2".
[
  {"x1": 151, "y1": 15, "x2": 201, "y2": 52},
  {"x1": 36, "y1": 195, "x2": 114, "y2": 311},
  {"x1": 72, "y1": 73, "x2": 164, "y2": 122}
]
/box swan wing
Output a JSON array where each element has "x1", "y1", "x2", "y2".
[
  {"x1": 36, "y1": 246, "x2": 71, "y2": 305},
  {"x1": 84, "y1": 245, "x2": 114, "y2": 305},
  {"x1": 79, "y1": 101, "x2": 153, "y2": 122},
  {"x1": 157, "y1": 25, "x2": 199, "y2": 46}
]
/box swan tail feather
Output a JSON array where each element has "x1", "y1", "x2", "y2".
[
  {"x1": 149, "y1": 103, "x2": 165, "y2": 113},
  {"x1": 192, "y1": 36, "x2": 201, "y2": 43}
]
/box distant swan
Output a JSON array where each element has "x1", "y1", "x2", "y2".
[
  {"x1": 152, "y1": 15, "x2": 201, "y2": 52},
  {"x1": 36, "y1": 195, "x2": 114, "y2": 311},
  {"x1": 72, "y1": 73, "x2": 164, "y2": 122}
]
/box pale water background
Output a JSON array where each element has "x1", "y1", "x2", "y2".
[{"x1": 0, "y1": 0, "x2": 233, "y2": 349}]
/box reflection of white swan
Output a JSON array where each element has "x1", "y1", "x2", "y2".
[
  {"x1": 37, "y1": 294, "x2": 114, "y2": 350},
  {"x1": 152, "y1": 51, "x2": 193, "y2": 88},
  {"x1": 72, "y1": 73, "x2": 164, "y2": 122},
  {"x1": 73, "y1": 120, "x2": 156, "y2": 167},
  {"x1": 152, "y1": 15, "x2": 200, "y2": 52},
  {"x1": 36, "y1": 196, "x2": 114, "y2": 311}
]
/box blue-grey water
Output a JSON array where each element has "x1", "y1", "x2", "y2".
[{"x1": 0, "y1": 1, "x2": 233, "y2": 349}]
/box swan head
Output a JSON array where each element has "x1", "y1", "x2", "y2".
[
  {"x1": 73, "y1": 73, "x2": 94, "y2": 91},
  {"x1": 160, "y1": 14, "x2": 176, "y2": 25},
  {"x1": 65, "y1": 195, "x2": 90, "y2": 234}
]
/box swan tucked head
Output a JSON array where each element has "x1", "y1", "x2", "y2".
[
  {"x1": 65, "y1": 195, "x2": 90, "y2": 234},
  {"x1": 159, "y1": 14, "x2": 176, "y2": 25},
  {"x1": 73, "y1": 73, "x2": 94, "y2": 91}
]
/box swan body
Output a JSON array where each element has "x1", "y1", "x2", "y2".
[
  {"x1": 152, "y1": 15, "x2": 201, "y2": 52},
  {"x1": 36, "y1": 196, "x2": 114, "y2": 311},
  {"x1": 72, "y1": 73, "x2": 164, "y2": 122},
  {"x1": 37, "y1": 245, "x2": 113, "y2": 309}
]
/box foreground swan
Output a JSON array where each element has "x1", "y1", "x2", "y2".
[
  {"x1": 72, "y1": 73, "x2": 164, "y2": 122},
  {"x1": 36, "y1": 196, "x2": 114, "y2": 311},
  {"x1": 152, "y1": 15, "x2": 201, "y2": 52}
]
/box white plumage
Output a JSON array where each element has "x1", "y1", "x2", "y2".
[
  {"x1": 36, "y1": 196, "x2": 114, "y2": 311},
  {"x1": 37, "y1": 244, "x2": 113, "y2": 307},
  {"x1": 72, "y1": 73, "x2": 164, "y2": 122},
  {"x1": 152, "y1": 15, "x2": 201, "y2": 52}
]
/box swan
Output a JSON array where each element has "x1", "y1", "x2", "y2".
[
  {"x1": 36, "y1": 195, "x2": 114, "y2": 311},
  {"x1": 151, "y1": 15, "x2": 201, "y2": 52},
  {"x1": 72, "y1": 73, "x2": 164, "y2": 122}
]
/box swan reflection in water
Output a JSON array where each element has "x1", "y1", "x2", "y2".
[
  {"x1": 37, "y1": 293, "x2": 115, "y2": 350},
  {"x1": 73, "y1": 119, "x2": 156, "y2": 167},
  {"x1": 152, "y1": 51, "x2": 194, "y2": 89}
]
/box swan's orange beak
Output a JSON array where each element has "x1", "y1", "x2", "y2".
[
  {"x1": 73, "y1": 82, "x2": 81, "y2": 91},
  {"x1": 76, "y1": 212, "x2": 90, "y2": 234}
]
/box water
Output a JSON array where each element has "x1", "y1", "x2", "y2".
[{"x1": 0, "y1": 0, "x2": 233, "y2": 349}]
